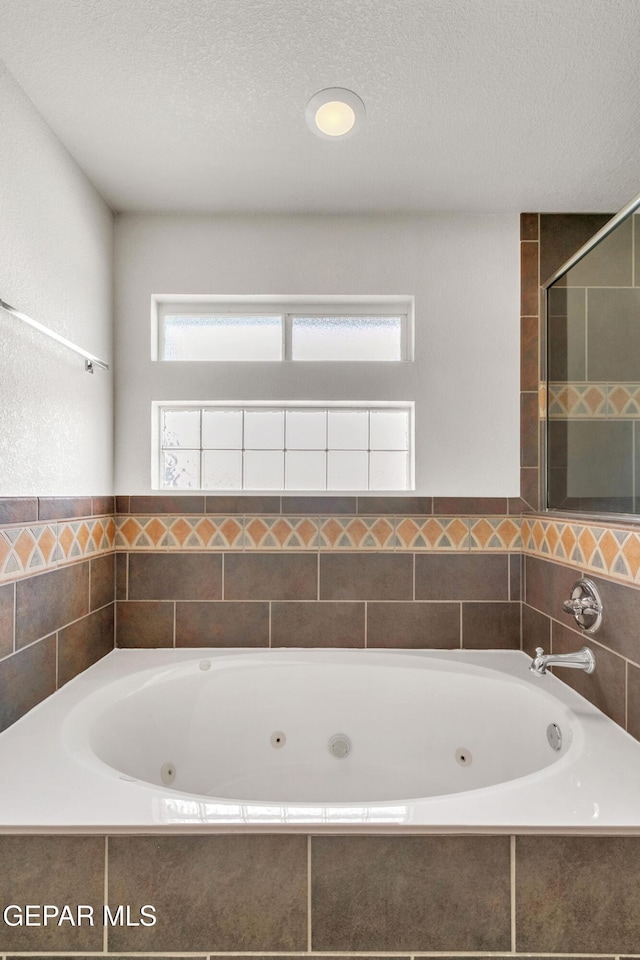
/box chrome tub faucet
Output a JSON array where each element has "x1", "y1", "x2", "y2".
[{"x1": 530, "y1": 646, "x2": 596, "y2": 676}]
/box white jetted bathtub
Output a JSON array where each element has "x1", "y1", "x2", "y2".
[{"x1": 1, "y1": 647, "x2": 640, "y2": 832}]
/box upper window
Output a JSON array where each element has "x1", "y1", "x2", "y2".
[{"x1": 153, "y1": 297, "x2": 413, "y2": 362}]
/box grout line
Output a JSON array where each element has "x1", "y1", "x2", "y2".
[
  {"x1": 307, "y1": 835, "x2": 312, "y2": 952},
  {"x1": 54, "y1": 631, "x2": 59, "y2": 689},
  {"x1": 103, "y1": 835, "x2": 108, "y2": 953},
  {"x1": 510, "y1": 834, "x2": 516, "y2": 952},
  {"x1": 317, "y1": 551, "x2": 321, "y2": 600},
  {"x1": 459, "y1": 602, "x2": 463, "y2": 650},
  {"x1": 269, "y1": 601, "x2": 272, "y2": 648},
  {"x1": 412, "y1": 552, "x2": 415, "y2": 601},
  {"x1": 364, "y1": 600, "x2": 368, "y2": 648},
  {"x1": 126, "y1": 551, "x2": 129, "y2": 600},
  {"x1": 88, "y1": 556, "x2": 92, "y2": 612},
  {"x1": 222, "y1": 552, "x2": 225, "y2": 599},
  {"x1": 173, "y1": 601, "x2": 177, "y2": 647}
]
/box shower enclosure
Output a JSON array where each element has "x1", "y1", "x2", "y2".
[{"x1": 545, "y1": 193, "x2": 640, "y2": 515}]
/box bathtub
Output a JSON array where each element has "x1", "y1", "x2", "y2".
[{"x1": 1, "y1": 647, "x2": 640, "y2": 832}]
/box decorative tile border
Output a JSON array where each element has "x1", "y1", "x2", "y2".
[
  {"x1": 523, "y1": 515, "x2": 640, "y2": 585},
  {"x1": 0, "y1": 516, "x2": 115, "y2": 583},
  {"x1": 548, "y1": 382, "x2": 640, "y2": 419},
  {"x1": 115, "y1": 515, "x2": 522, "y2": 553},
  {"x1": 319, "y1": 517, "x2": 396, "y2": 550}
]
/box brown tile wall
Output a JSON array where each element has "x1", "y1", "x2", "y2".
[
  {"x1": 0, "y1": 497, "x2": 115, "y2": 732},
  {"x1": 523, "y1": 553, "x2": 640, "y2": 735},
  {"x1": 0, "y1": 832, "x2": 635, "y2": 956},
  {"x1": 115, "y1": 549, "x2": 521, "y2": 651}
]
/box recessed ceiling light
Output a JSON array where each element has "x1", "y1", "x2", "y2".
[{"x1": 306, "y1": 88, "x2": 365, "y2": 140}]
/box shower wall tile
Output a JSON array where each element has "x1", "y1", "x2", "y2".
[
  {"x1": 366, "y1": 600, "x2": 460, "y2": 648},
  {"x1": 587, "y1": 288, "x2": 640, "y2": 380},
  {"x1": 271, "y1": 601, "x2": 365, "y2": 647},
  {"x1": 415, "y1": 554, "x2": 509, "y2": 600},
  {"x1": 91, "y1": 495, "x2": 115, "y2": 516},
  {"x1": 521, "y1": 602, "x2": 551, "y2": 659},
  {"x1": 432, "y1": 496, "x2": 508, "y2": 514},
  {"x1": 520, "y1": 211, "x2": 539, "y2": 241},
  {"x1": 115, "y1": 600, "x2": 174, "y2": 648},
  {"x1": 320, "y1": 553, "x2": 412, "y2": 600},
  {"x1": 311, "y1": 835, "x2": 510, "y2": 951},
  {"x1": 58, "y1": 603, "x2": 115, "y2": 686},
  {"x1": 130, "y1": 494, "x2": 206, "y2": 514},
  {"x1": 176, "y1": 600, "x2": 269, "y2": 647},
  {"x1": 225, "y1": 553, "x2": 318, "y2": 600},
  {"x1": 461, "y1": 601, "x2": 520, "y2": 649},
  {"x1": 90, "y1": 552, "x2": 115, "y2": 610},
  {"x1": 207, "y1": 494, "x2": 282, "y2": 513},
  {"x1": 15, "y1": 562, "x2": 89, "y2": 648},
  {"x1": 539, "y1": 213, "x2": 611, "y2": 283},
  {"x1": 358, "y1": 495, "x2": 431, "y2": 514},
  {"x1": 551, "y1": 620, "x2": 625, "y2": 727},
  {"x1": 520, "y1": 239, "x2": 539, "y2": 315},
  {"x1": 0, "y1": 634, "x2": 56, "y2": 733},
  {"x1": 0, "y1": 582, "x2": 14, "y2": 658},
  {"x1": 107, "y1": 835, "x2": 308, "y2": 952},
  {"x1": 516, "y1": 835, "x2": 640, "y2": 954},
  {"x1": 627, "y1": 660, "x2": 640, "y2": 740},
  {"x1": 0, "y1": 497, "x2": 38, "y2": 524},
  {"x1": 128, "y1": 552, "x2": 222, "y2": 600},
  {"x1": 38, "y1": 496, "x2": 93, "y2": 520},
  {"x1": 284, "y1": 495, "x2": 356, "y2": 514},
  {"x1": 0, "y1": 835, "x2": 104, "y2": 952},
  {"x1": 115, "y1": 552, "x2": 127, "y2": 599}
]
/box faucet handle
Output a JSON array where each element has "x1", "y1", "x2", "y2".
[
  {"x1": 562, "y1": 578, "x2": 603, "y2": 634},
  {"x1": 534, "y1": 647, "x2": 545, "y2": 658}
]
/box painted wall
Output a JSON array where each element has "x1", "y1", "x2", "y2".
[
  {"x1": 114, "y1": 213, "x2": 520, "y2": 496},
  {"x1": 0, "y1": 61, "x2": 113, "y2": 495}
]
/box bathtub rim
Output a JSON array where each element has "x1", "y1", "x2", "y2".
[{"x1": 1, "y1": 647, "x2": 640, "y2": 835}]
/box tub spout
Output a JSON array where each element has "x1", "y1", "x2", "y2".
[{"x1": 530, "y1": 646, "x2": 596, "y2": 676}]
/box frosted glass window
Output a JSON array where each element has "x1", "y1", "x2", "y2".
[
  {"x1": 162, "y1": 409, "x2": 200, "y2": 448},
  {"x1": 370, "y1": 452, "x2": 408, "y2": 489},
  {"x1": 291, "y1": 316, "x2": 403, "y2": 360},
  {"x1": 202, "y1": 409, "x2": 243, "y2": 449},
  {"x1": 370, "y1": 410, "x2": 410, "y2": 450},
  {"x1": 327, "y1": 451, "x2": 369, "y2": 490},
  {"x1": 163, "y1": 315, "x2": 283, "y2": 361},
  {"x1": 157, "y1": 403, "x2": 413, "y2": 491},
  {"x1": 285, "y1": 451, "x2": 327, "y2": 489},
  {"x1": 328, "y1": 410, "x2": 369, "y2": 449},
  {"x1": 244, "y1": 450, "x2": 284, "y2": 489},
  {"x1": 245, "y1": 410, "x2": 284, "y2": 449},
  {"x1": 286, "y1": 410, "x2": 327, "y2": 450},
  {"x1": 162, "y1": 450, "x2": 200, "y2": 488},
  {"x1": 202, "y1": 450, "x2": 243, "y2": 489}
]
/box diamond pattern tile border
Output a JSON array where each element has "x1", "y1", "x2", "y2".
[
  {"x1": 523, "y1": 515, "x2": 640, "y2": 584},
  {"x1": 0, "y1": 516, "x2": 115, "y2": 583}
]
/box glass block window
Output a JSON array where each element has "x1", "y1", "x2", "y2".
[
  {"x1": 155, "y1": 299, "x2": 412, "y2": 362},
  {"x1": 156, "y1": 403, "x2": 413, "y2": 491}
]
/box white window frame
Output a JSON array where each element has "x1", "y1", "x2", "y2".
[
  {"x1": 152, "y1": 400, "x2": 415, "y2": 493},
  {"x1": 151, "y1": 295, "x2": 415, "y2": 362}
]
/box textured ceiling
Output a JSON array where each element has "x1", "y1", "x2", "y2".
[{"x1": 0, "y1": 0, "x2": 639, "y2": 214}]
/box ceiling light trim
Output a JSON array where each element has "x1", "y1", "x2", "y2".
[{"x1": 305, "y1": 87, "x2": 365, "y2": 140}]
